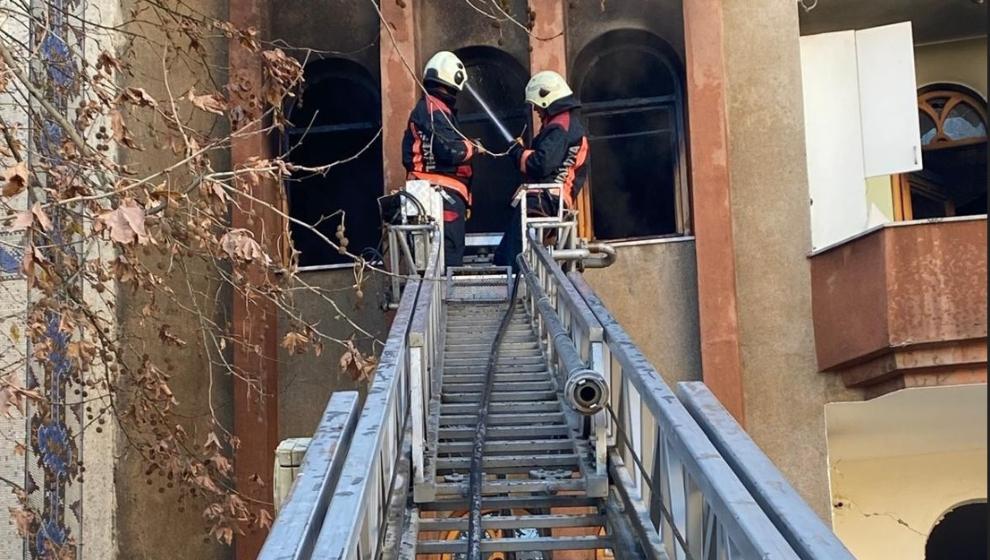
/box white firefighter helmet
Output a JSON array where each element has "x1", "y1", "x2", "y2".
[
  {"x1": 423, "y1": 51, "x2": 467, "y2": 91},
  {"x1": 525, "y1": 70, "x2": 573, "y2": 109}
]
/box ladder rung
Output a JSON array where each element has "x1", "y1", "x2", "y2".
[
  {"x1": 443, "y1": 373, "x2": 551, "y2": 383},
  {"x1": 440, "y1": 381, "x2": 553, "y2": 393},
  {"x1": 444, "y1": 365, "x2": 550, "y2": 375},
  {"x1": 436, "y1": 453, "x2": 579, "y2": 469},
  {"x1": 438, "y1": 412, "x2": 564, "y2": 426},
  {"x1": 434, "y1": 477, "x2": 585, "y2": 496},
  {"x1": 420, "y1": 495, "x2": 600, "y2": 512},
  {"x1": 439, "y1": 425, "x2": 571, "y2": 439},
  {"x1": 444, "y1": 356, "x2": 546, "y2": 368},
  {"x1": 417, "y1": 535, "x2": 610, "y2": 553},
  {"x1": 418, "y1": 513, "x2": 606, "y2": 531},
  {"x1": 437, "y1": 439, "x2": 573, "y2": 454},
  {"x1": 440, "y1": 401, "x2": 560, "y2": 414},
  {"x1": 442, "y1": 391, "x2": 557, "y2": 403}
]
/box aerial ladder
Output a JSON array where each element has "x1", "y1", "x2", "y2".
[{"x1": 258, "y1": 182, "x2": 856, "y2": 560}]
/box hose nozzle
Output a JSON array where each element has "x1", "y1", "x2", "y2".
[{"x1": 564, "y1": 369, "x2": 609, "y2": 415}]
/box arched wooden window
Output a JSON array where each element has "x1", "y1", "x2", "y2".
[
  {"x1": 894, "y1": 85, "x2": 988, "y2": 220},
  {"x1": 572, "y1": 30, "x2": 688, "y2": 241},
  {"x1": 918, "y1": 89, "x2": 988, "y2": 148},
  {"x1": 283, "y1": 58, "x2": 384, "y2": 267}
]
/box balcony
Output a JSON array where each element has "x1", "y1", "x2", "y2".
[{"x1": 810, "y1": 216, "x2": 987, "y2": 398}]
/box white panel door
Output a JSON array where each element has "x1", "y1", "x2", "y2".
[
  {"x1": 799, "y1": 31, "x2": 868, "y2": 250},
  {"x1": 856, "y1": 22, "x2": 922, "y2": 177}
]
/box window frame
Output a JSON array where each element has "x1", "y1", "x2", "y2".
[
  {"x1": 571, "y1": 30, "x2": 691, "y2": 243},
  {"x1": 916, "y1": 88, "x2": 988, "y2": 150},
  {"x1": 893, "y1": 84, "x2": 987, "y2": 221}
]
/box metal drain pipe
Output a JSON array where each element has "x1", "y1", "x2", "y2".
[{"x1": 551, "y1": 242, "x2": 618, "y2": 269}]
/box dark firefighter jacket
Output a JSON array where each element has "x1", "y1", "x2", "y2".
[
  {"x1": 402, "y1": 89, "x2": 476, "y2": 205},
  {"x1": 512, "y1": 95, "x2": 589, "y2": 208}
]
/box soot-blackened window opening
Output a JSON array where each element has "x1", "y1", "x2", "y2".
[
  {"x1": 283, "y1": 58, "x2": 383, "y2": 267},
  {"x1": 573, "y1": 30, "x2": 688, "y2": 241},
  {"x1": 453, "y1": 46, "x2": 531, "y2": 234}
]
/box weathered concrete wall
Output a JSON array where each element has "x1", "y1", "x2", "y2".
[
  {"x1": 583, "y1": 240, "x2": 702, "y2": 387},
  {"x1": 719, "y1": 0, "x2": 857, "y2": 519},
  {"x1": 115, "y1": 0, "x2": 234, "y2": 557},
  {"x1": 831, "y1": 449, "x2": 987, "y2": 559},
  {"x1": 277, "y1": 268, "x2": 388, "y2": 439},
  {"x1": 268, "y1": 0, "x2": 390, "y2": 441},
  {"x1": 565, "y1": 0, "x2": 684, "y2": 65},
  {"x1": 417, "y1": 0, "x2": 530, "y2": 67},
  {"x1": 271, "y1": 0, "x2": 380, "y2": 74},
  {"x1": 915, "y1": 36, "x2": 988, "y2": 98}
]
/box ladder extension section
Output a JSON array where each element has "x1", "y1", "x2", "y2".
[{"x1": 261, "y1": 227, "x2": 855, "y2": 560}]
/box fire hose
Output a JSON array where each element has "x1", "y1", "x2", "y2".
[{"x1": 465, "y1": 256, "x2": 609, "y2": 559}]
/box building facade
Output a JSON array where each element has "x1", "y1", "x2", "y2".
[{"x1": 0, "y1": 0, "x2": 984, "y2": 558}]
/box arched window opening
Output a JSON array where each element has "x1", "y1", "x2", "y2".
[
  {"x1": 895, "y1": 85, "x2": 987, "y2": 220},
  {"x1": 453, "y1": 46, "x2": 531, "y2": 235},
  {"x1": 925, "y1": 501, "x2": 987, "y2": 560},
  {"x1": 572, "y1": 30, "x2": 688, "y2": 241},
  {"x1": 283, "y1": 58, "x2": 383, "y2": 267}
]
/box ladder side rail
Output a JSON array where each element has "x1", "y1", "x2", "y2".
[
  {"x1": 525, "y1": 233, "x2": 609, "y2": 478},
  {"x1": 259, "y1": 391, "x2": 361, "y2": 560},
  {"x1": 407, "y1": 232, "x2": 443, "y2": 500},
  {"x1": 568, "y1": 272, "x2": 801, "y2": 560},
  {"x1": 312, "y1": 275, "x2": 422, "y2": 560},
  {"x1": 676, "y1": 382, "x2": 856, "y2": 560}
]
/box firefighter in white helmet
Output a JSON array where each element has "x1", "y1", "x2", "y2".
[
  {"x1": 494, "y1": 70, "x2": 589, "y2": 270},
  {"x1": 402, "y1": 51, "x2": 480, "y2": 267}
]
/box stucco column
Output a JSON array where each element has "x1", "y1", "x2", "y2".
[
  {"x1": 380, "y1": 0, "x2": 419, "y2": 191},
  {"x1": 528, "y1": 0, "x2": 566, "y2": 75},
  {"x1": 687, "y1": 0, "x2": 836, "y2": 518},
  {"x1": 229, "y1": 0, "x2": 280, "y2": 557},
  {"x1": 682, "y1": 0, "x2": 746, "y2": 422}
]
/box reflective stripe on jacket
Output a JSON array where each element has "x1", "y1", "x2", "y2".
[{"x1": 402, "y1": 93, "x2": 474, "y2": 205}]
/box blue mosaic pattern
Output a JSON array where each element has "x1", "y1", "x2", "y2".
[
  {"x1": 0, "y1": 243, "x2": 22, "y2": 279},
  {"x1": 26, "y1": 1, "x2": 84, "y2": 557}
]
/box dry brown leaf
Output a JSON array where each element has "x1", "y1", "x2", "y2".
[
  {"x1": 186, "y1": 89, "x2": 228, "y2": 115},
  {"x1": 257, "y1": 508, "x2": 272, "y2": 529},
  {"x1": 280, "y1": 331, "x2": 309, "y2": 355},
  {"x1": 204, "y1": 431, "x2": 222, "y2": 450},
  {"x1": 9, "y1": 505, "x2": 35, "y2": 537},
  {"x1": 2, "y1": 161, "x2": 27, "y2": 197},
  {"x1": 31, "y1": 203, "x2": 52, "y2": 232},
  {"x1": 339, "y1": 340, "x2": 377, "y2": 382},
  {"x1": 110, "y1": 110, "x2": 125, "y2": 142},
  {"x1": 7, "y1": 211, "x2": 32, "y2": 231},
  {"x1": 95, "y1": 50, "x2": 122, "y2": 76},
  {"x1": 96, "y1": 198, "x2": 150, "y2": 245},
  {"x1": 158, "y1": 324, "x2": 187, "y2": 347},
  {"x1": 119, "y1": 86, "x2": 157, "y2": 108},
  {"x1": 219, "y1": 229, "x2": 270, "y2": 264}
]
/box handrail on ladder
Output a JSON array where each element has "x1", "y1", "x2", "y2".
[
  {"x1": 261, "y1": 220, "x2": 852, "y2": 560},
  {"x1": 258, "y1": 391, "x2": 360, "y2": 560},
  {"x1": 568, "y1": 271, "x2": 803, "y2": 560}
]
